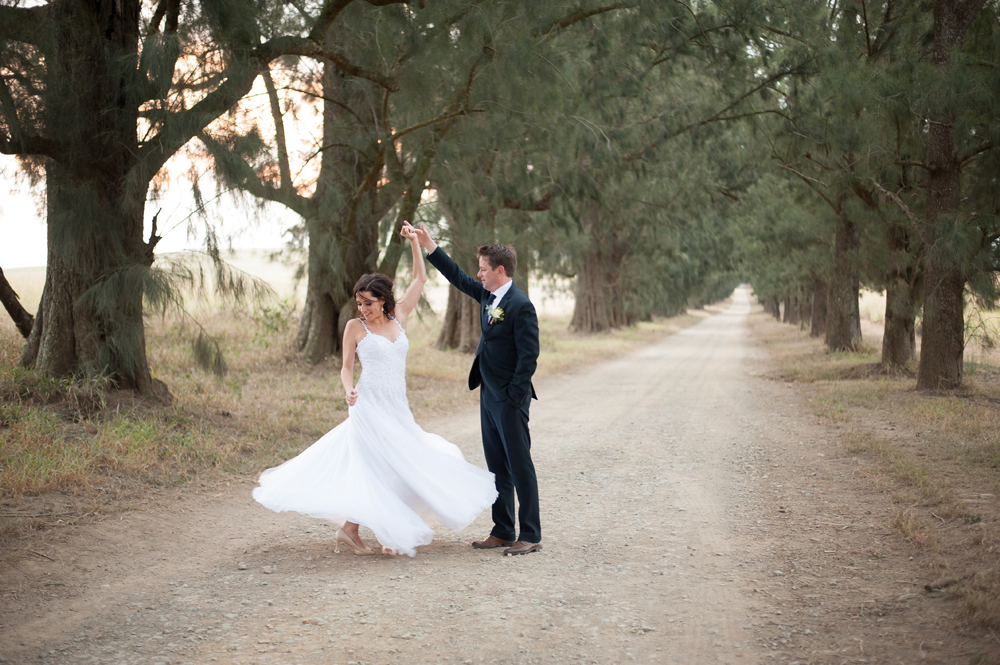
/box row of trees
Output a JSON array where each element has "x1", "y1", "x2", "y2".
[
  {"x1": 733, "y1": 0, "x2": 1000, "y2": 389},
  {"x1": 0, "y1": 0, "x2": 760, "y2": 390},
  {"x1": 1, "y1": 0, "x2": 996, "y2": 394}
]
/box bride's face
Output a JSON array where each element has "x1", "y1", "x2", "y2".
[{"x1": 356, "y1": 291, "x2": 385, "y2": 322}]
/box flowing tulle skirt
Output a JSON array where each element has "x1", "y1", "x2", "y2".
[{"x1": 252, "y1": 397, "x2": 497, "y2": 556}]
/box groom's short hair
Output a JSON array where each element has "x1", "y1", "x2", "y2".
[{"x1": 477, "y1": 244, "x2": 517, "y2": 277}]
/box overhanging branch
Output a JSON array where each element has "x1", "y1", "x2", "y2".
[
  {"x1": 0, "y1": 266, "x2": 35, "y2": 339},
  {"x1": 869, "y1": 178, "x2": 924, "y2": 230},
  {"x1": 262, "y1": 36, "x2": 399, "y2": 91},
  {"x1": 533, "y1": 3, "x2": 634, "y2": 38},
  {"x1": 632, "y1": 61, "x2": 810, "y2": 160}
]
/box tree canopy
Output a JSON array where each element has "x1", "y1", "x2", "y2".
[{"x1": 2, "y1": 0, "x2": 998, "y2": 392}]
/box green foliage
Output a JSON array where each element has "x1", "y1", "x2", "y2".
[
  {"x1": 192, "y1": 332, "x2": 228, "y2": 378},
  {"x1": 252, "y1": 301, "x2": 294, "y2": 348},
  {"x1": 737, "y1": 0, "x2": 1000, "y2": 326}
]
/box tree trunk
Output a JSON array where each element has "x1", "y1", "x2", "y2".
[
  {"x1": 798, "y1": 284, "x2": 811, "y2": 328},
  {"x1": 763, "y1": 297, "x2": 781, "y2": 320},
  {"x1": 458, "y1": 295, "x2": 480, "y2": 353},
  {"x1": 881, "y1": 222, "x2": 921, "y2": 367},
  {"x1": 436, "y1": 284, "x2": 462, "y2": 350},
  {"x1": 0, "y1": 267, "x2": 35, "y2": 338},
  {"x1": 915, "y1": 0, "x2": 985, "y2": 389},
  {"x1": 784, "y1": 295, "x2": 800, "y2": 325},
  {"x1": 826, "y1": 214, "x2": 862, "y2": 351},
  {"x1": 810, "y1": 276, "x2": 828, "y2": 338},
  {"x1": 435, "y1": 243, "x2": 484, "y2": 353},
  {"x1": 572, "y1": 198, "x2": 628, "y2": 332},
  {"x1": 882, "y1": 280, "x2": 918, "y2": 367},
  {"x1": 605, "y1": 241, "x2": 631, "y2": 328},
  {"x1": 295, "y1": 50, "x2": 383, "y2": 363},
  {"x1": 435, "y1": 284, "x2": 480, "y2": 354},
  {"x1": 917, "y1": 259, "x2": 965, "y2": 388},
  {"x1": 21, "y1": 0, "x2": 158, "y2": 394},
  {"x1": 571, "y1": 251, "x2": 611, "y2": 332}
]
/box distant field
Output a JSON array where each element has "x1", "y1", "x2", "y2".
[
  {"x1": 856, "y1": 288, "x2": 1000, "y2": 364},
  {"x1": 0, "y1": 250, "x2": 574, "y2": 337},
  {"x1": 1, "y1": 266, "x2": 44, "y2": 322}
]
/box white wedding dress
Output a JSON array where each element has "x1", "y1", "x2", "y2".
[{"x1": 252, "y1": 317, "x2": 497, "y2": 556}]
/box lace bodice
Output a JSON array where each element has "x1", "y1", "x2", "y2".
[{"x1": 355, "y1": 317, "x2": 409, "y2": 405}]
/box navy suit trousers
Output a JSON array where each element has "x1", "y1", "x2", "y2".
[{"x1": 480, "y1": 393, "x2": 540, "y2": 543}]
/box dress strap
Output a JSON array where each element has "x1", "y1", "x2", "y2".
[
  {"x1": 358, "y1": 317, "x2": 371, "y2": 333},
  {"x1": 389, "y1": 314, "x2": 405, "y2": 335}
]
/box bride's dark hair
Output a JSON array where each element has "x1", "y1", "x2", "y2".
[{"x1": 353, "y1": 273, "x2": 396, "y2": 317}]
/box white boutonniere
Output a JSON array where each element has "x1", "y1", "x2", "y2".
[{"x1": 485, "y1": 303, "x2": 505, "y2": 324}]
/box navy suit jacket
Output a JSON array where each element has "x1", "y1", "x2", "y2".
[{"x1": 428, "y1": 247, "x2": 539, "y2": 407}]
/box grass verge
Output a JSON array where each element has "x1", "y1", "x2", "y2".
[{"x1": 749, "y1": 309, "x2": 1000, "y2": 634}]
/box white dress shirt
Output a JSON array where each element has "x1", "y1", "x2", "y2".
[{"x1": 489, "y1": 279, "x2": 513, "y2": 306}]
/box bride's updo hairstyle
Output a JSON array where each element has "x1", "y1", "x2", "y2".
[{"x1": 354, "y1": 273, "x2": 396, "y2": 317}]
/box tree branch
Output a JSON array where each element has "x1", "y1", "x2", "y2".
[
  {"x1": 959, "y1": 140, "x2": 996, "y2": 165},
  {"x1": 391, "y1": 108, "x2": 484, "y2": 143},
  {"x1": 264, "y1": 36, "x2": 399, "y2": 91},
  {"x1": 671, "y1": 0, "x2": 710, "y2": 43},
  {"x1": 0, "y1": 266, "x2": 35, "y2": 339},
  {"x1": 262, "y1": 67, "x2": 294, "y2": 196},
  {"x1": 633, "y1": 62, "x2": 810, "y2": 159},
  {"x1": 139, "y1": 28, "x2": 397, "y2": 184},
  {"x1": 533, "y1": 3, "x2": 634, "y2": 38},
  {"x1": 761, "y1": 24, "x2": 809, "y2": 45},
  {"x1": 0, "y1": 128, "x2": 62, "y2": 160},
  {"x1": 0, "y1": 4, "x2": 50, "y2": 46},
  {"x1": 198, "y1": 132, "x2": 311, "y2": 218},
  {"x1": 307, "y1": 0, "x2": 411, "y2": 42},
  {"x1": 651, "y1": 24, "x2": 739, "y2": 67},
  {"x1": 0, "y1": 74, "x2": 64, "y2": 159},
  {"x1": 780, "y1": 163, "x2": 837, "y2": 210},
  {"x1": 307, "y1": 0, "x2": 355, "y2": 42},
  {"x1": 284, "y1": 86, "x2": 369, "y2": 125},
  {"x1": 144, "y1": 209, "x2": 162, "y2": 266},
  {"x1": 869, "y1": 178, "x2": 923, "y2": 229},
  {"x1": 148, "y1": 0, "x2": 181, "y2": 36}
]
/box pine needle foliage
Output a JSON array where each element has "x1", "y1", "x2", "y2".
[{"x1": 0, "y1": 0, "x2": 415, "y2": 392}]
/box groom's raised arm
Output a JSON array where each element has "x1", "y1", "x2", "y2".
[
  {"x1": 427, "y1": 246, "x2": 487, "y2": 302},
  {"x1": 407, "y1": 222, "x2": 486, "y2": 302}
]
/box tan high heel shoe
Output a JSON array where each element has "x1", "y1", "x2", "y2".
[{"x1": 335, "y1": 528, "x2": 373, "y2": 555}]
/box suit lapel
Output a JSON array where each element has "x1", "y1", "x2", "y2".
[{"x1": 485, "y1": 283, "x2": 515, "y2": 333}]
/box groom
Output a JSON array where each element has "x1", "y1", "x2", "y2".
[{"x1": 406, "y1": 222, "x2": 541, "y2": 555}]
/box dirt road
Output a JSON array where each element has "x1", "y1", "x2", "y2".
[{"x1": 1, "y1": 288, "x2": 989, "y2": 664}]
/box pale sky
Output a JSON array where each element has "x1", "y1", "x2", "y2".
[
  {"x1": 0, "y1": 68, "x2": 315, "y2": 270},
  {"x1": 0, "y1": 164, "x2": 295, "y2": 270}
]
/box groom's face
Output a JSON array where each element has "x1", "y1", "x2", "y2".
[{"x1": 477, "y1": 256, "x2": 505, "y2": 293}]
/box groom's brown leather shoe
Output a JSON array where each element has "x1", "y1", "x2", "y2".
[
  {"x1": 472, "y1": 535, "x2": 514, "y2": 549},
  {"x1": 503, "y1": 540, "x2": 542, "y2": 555}
]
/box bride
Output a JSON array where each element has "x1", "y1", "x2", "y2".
[{"x1": 252, "y1": 227, "x2": 497, "y2": 556}]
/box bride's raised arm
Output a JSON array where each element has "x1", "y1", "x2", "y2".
[{"x1": 394, "y1": 225, "x2": 427, "y2": 325}]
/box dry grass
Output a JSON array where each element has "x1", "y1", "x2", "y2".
[
  {"x1": 749, "y1": 307, "x2": 1000, "y2": 633},
  {"x1": 1, "y1": 298, "x2": 705, "y2": 508},
  {"x1": 841, "y1": 429, "x2": 954, "y2": 508}
]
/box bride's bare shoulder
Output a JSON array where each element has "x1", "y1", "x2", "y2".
[{"x1": 344, "y1": 318, "x2": 367, "y2": 339}]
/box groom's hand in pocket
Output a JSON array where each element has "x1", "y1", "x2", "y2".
[{"x1": 505, "y1": 386, "x2": 526, "y2": 408}]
